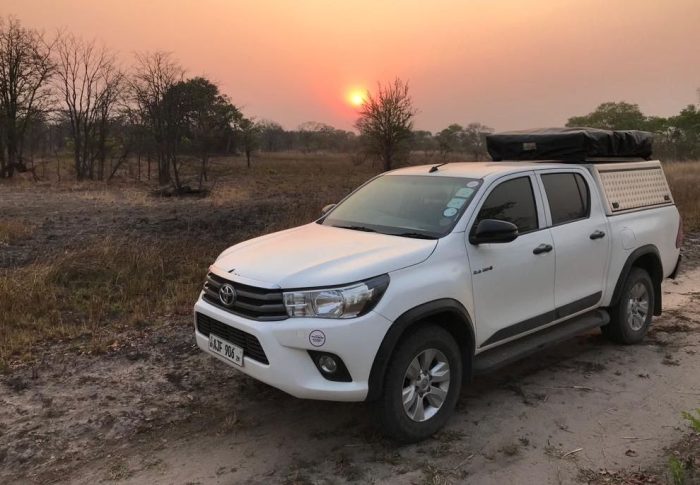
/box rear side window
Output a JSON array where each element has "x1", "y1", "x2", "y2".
[
  {"x1": 475, "y1": 177, "x2": 538, "y2": 233},
  {"x1": 541, "y1": 173, "x2": 590, "y2": 225}
]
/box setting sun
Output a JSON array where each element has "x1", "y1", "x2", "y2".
[{"x1": 347, "y1": 89, "x2": 366, "y2": 107}]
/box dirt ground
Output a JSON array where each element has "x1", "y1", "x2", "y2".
[{"x1": 1, "y1": 178, "x2": 699, "y2": 485}]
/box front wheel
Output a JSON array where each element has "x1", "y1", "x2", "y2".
[
  {"x1": 372, "y1": 325, "x2": 462, "y2": 443},
  {"x1": 603, "y1": 267, "x2": 654, "y2": 344}
]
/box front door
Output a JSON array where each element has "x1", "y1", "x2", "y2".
[{"x1": 466, "y1": 174, "x2": 556, "y2": 348}]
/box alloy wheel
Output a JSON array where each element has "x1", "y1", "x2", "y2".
[{"x1": 402, "y1": 348, "x2": 451, "y2": 422}]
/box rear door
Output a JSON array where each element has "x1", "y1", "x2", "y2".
[
  {"x1": 466, "y1": 173, "x2": 556, "y2": 348},
  {"x1": 537, "y1": 169, "x2": 609, "y2": 315}
]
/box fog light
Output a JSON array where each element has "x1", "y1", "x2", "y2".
[
  {"x1": 308, "y1": 351, "x2": 351, "y2": 382},
  {"x1": 318, "y1": 355, "x2": 338, "y2": 374}
]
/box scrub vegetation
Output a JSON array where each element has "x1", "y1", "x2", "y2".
[
  {"x1": 1, "y1": 154, "x2": 698, "y2": 370},
  {"x1": 0, "y1": 239, "x2": 211, "y2": 370},
  {"x1": 665, "y1": 161, "x2": 700, "y2": 232},
  {"x1": 0, "y1": 219, "x2": 31, "y2": 245}
]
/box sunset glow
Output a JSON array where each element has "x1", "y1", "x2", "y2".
[
  {"x1": 347, "y1": 89, "x2": 366, "y2": 108},
  {"x1": 4, "y1": 0, "x2": 700, "y2": 131}
]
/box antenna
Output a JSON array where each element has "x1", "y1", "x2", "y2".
[{"x1": 429, "y1": 162, "x2": 448, "y2": 173}]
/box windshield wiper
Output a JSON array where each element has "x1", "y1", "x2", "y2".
[
  {"x1": 333, "y1": 224, "x2": 377, "y2": 233},
  {"x1": 392, "y1": 232, "x2": 438, "y2": 240},
  {"x1": 333, "y1": 225, "x2": 436, "y2": 239}
]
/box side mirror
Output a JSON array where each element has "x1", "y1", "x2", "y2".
[
  {"x1": 469, "y1": 219, "x2": 519, "y2": 245},
  {"x1": 321, "y1": 203, "x2": 336, "y2": 215}
]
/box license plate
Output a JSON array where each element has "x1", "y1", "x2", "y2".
[{"x1": 208, "y1": 333, "x2": 244, "y2": 367}]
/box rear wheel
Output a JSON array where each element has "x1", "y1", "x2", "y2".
[
  {"x1": 603, "y1": 267, "x2": 654, "y2": 344},
  {"x1": 372, "y1": 325, "x2": 462, "y2": 443}
]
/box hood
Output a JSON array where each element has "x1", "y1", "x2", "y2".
[{"x1": 214, "y1": 223, "x2": 437, "y2": 288}]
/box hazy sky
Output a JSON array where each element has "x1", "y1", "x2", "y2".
[{"x1": 5, "y1": 0, "x2": 700, "y2": 131}]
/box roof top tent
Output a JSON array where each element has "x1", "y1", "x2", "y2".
[
  {"x1": 486, "y1": 127, "x2": 653, "y2": 162},
  {"x1": 486, "y1": 128, "x2": 672, "y2": 215}
]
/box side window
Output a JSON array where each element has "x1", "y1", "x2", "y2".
[
  {"x1": 541, "y1": 173, "x2": 590, "y2": 225},
  {"x1": 475, "y1": 177, "x2": 538, "y2": 233}
]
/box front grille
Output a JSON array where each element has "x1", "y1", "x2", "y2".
[
  {"x1": 196, "y1": 312, "x2": 269, "y2": 365},
  {"x1": 202, "y1": 272, "x2": 288, "y2": 321}
]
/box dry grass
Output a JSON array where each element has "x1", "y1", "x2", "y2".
[
  {"x1": 664, "y1": 161, "x2": 700, "y2": 231},
  {"x1": 0, "y1": 153, "x2": 385, "y2": 371},
  {"x1": 0, "y1": 219, "x2": 32, "y2": 245},
  {"x1": 1, "y1": 153, "x2": 698, "y2": 371},
  {"x1": 0, "y1": 238, "x2": 215, "y2": 370},
  {"x1": 205, "y1": 153, "x2": 382, "y2": 230}
]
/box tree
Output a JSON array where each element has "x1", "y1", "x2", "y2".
[
  {"x1": 435, "y1": 122, "x2": 492, "y2": 159},
  {"x1": 355, "y1": 78, "x2": 416, "y2": 171},
  {"x1": 410, "y1": 130, "x2": 436, "y2": 153},
  {"x1": 565, "y1": 99, "x2": 700, "y2": 160},
  {"x1": 258, "y1": 120, "x2": 285, "y2": 152},
  {"x1": 129, "y1": 51, "x2": 184, "y2": 186},
  {"x1": 0, "y1": 16, "x2": 54, "y2": 178},
  {"x1": 166, "y1": 77, "x2": 241, "y2": 187},
  {"x1": 566, "y1": 102, "x2": 647, "y2": 130},
  {"x1": 297, "y1": 121, "x2": 334, "y2": 153},
  {"x1": 667, "y1": 105, "x2": 700, "y2": 160},
  {"x1": 436, "y1": 124, "x2": 463, "y2": 156},
  {"x1": 296, "y1": 121, "x2": 356, "y2": 152},
  {"x1": 462, "y1": 122, "x2": 493, "y2": 160},
  {"x1": 54, "y1": 33, "x2": 123, "y2": 180},
  {"x1": 238, "y1": 117, "x2": 259, "y2": 168}
]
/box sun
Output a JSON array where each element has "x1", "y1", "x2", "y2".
[{"x1": 347, "y1": 89, "x2": 366, "y2": 107}]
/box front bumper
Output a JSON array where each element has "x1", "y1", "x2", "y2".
[{"x1": 193, "y1": 297, "x2": 392, "y2": 401}]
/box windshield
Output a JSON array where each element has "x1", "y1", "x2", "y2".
[{"x1": 320, "y1": 174, "x2": 482, "y2": 238}]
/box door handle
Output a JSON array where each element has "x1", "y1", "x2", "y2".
[
  {"x1": 590, "y1": 230, "x2": 606, "y2": 240},
  {"x1": 533, "y1": 243, "x2": 553, "y2": 255}
]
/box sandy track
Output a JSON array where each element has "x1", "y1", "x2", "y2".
[{"x1": 7, "y1": 267, "x2": 688, "y2": 485}]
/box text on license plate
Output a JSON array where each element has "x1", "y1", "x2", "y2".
[{"x1": 208, "y1": 333, "x2": 244, "y2": 367}]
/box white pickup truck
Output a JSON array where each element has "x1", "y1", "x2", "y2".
[{"x1": 193, "y1": 129, "x2": 682, "y2": 442}]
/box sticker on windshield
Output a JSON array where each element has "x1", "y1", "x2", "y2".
[
  {"x1": 466, "y1": 181, "x2": 479, "y2": 188},
  {"x1": 443, "y1": 207, "x2": 458, "y2": 217},
  {"x1": 447, "y1": 197, "x2": 466, "y2": 209},
  {"x1": 455, "y1": 187, "x2": 475, "y2": 198}
]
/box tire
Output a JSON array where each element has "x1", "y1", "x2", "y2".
[
  {"x1": 602, "y1": 267, "x2": 654, "y2": 344},
  {"x1": 371, "y1": 325, "x2": 462, "y2": 443}
]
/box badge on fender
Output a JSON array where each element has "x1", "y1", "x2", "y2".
[{"x1": 309, "y1": 330, "x2": 326, "y2": 347}]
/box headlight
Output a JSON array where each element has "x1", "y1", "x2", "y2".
[{"x1": 283, "y1": 274, "x2": 389, "y2": 319}]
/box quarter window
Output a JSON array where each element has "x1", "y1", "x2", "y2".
[
  {"x1": 541, "y1": 173, "x2": 590, "y2": 225},
  {"x1": 475, "y1": 177, "x2": 538, "y2": 233}
]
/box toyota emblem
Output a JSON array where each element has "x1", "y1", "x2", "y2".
[{"x1": 218, "y1": 283, "x2": 237, "y2": 307}]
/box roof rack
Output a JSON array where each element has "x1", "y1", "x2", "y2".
[{"x1": 486, "y1": 128, "x2": 653, "y2": 163}]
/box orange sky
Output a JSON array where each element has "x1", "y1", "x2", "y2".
[{"x1": 5, "y1": 0, "x2": 700, "y2": 131}]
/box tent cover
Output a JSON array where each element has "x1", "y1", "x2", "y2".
[{"x1": 486, "y1": 127, "x2": 653, "y2": 161}]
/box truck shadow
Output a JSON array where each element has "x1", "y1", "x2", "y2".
[{"x1": 211, "y1": 329, "x2": 617, "y2": 444}]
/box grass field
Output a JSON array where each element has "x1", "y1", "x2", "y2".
[
  {"x1": 664, "y1": 161, "x2": 700, "y2": 232},
  {"x1": 0, "y1": 152, "x2": 379, "y2": 369},
  {"x1": 1, "y1": 154, "x2": 698, "y2": 370}
]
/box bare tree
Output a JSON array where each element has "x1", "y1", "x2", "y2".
[
  {"x1": 355, "y1": 78, "x2": 416, "y2": 171},
  {"x1": 238, "y1": 117, "x2": 260, "y2": 168},
  {"x1": 0, "y1": 16, "x2": 54, "y2": 178},
  {"x1": 129, "y1": 51, "x2": 184, "y2": 186},
  {"x1": 54, "y1": 33, "x2": 123, "y2": 180}
]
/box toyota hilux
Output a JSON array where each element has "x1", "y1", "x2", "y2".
[{"x1": 193, "y1": 128, "x2": 682, "y2": 442}]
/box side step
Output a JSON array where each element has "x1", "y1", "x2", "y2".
[{"x1": 472, "y1": 309, "x2": 610, "y2": 375}]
